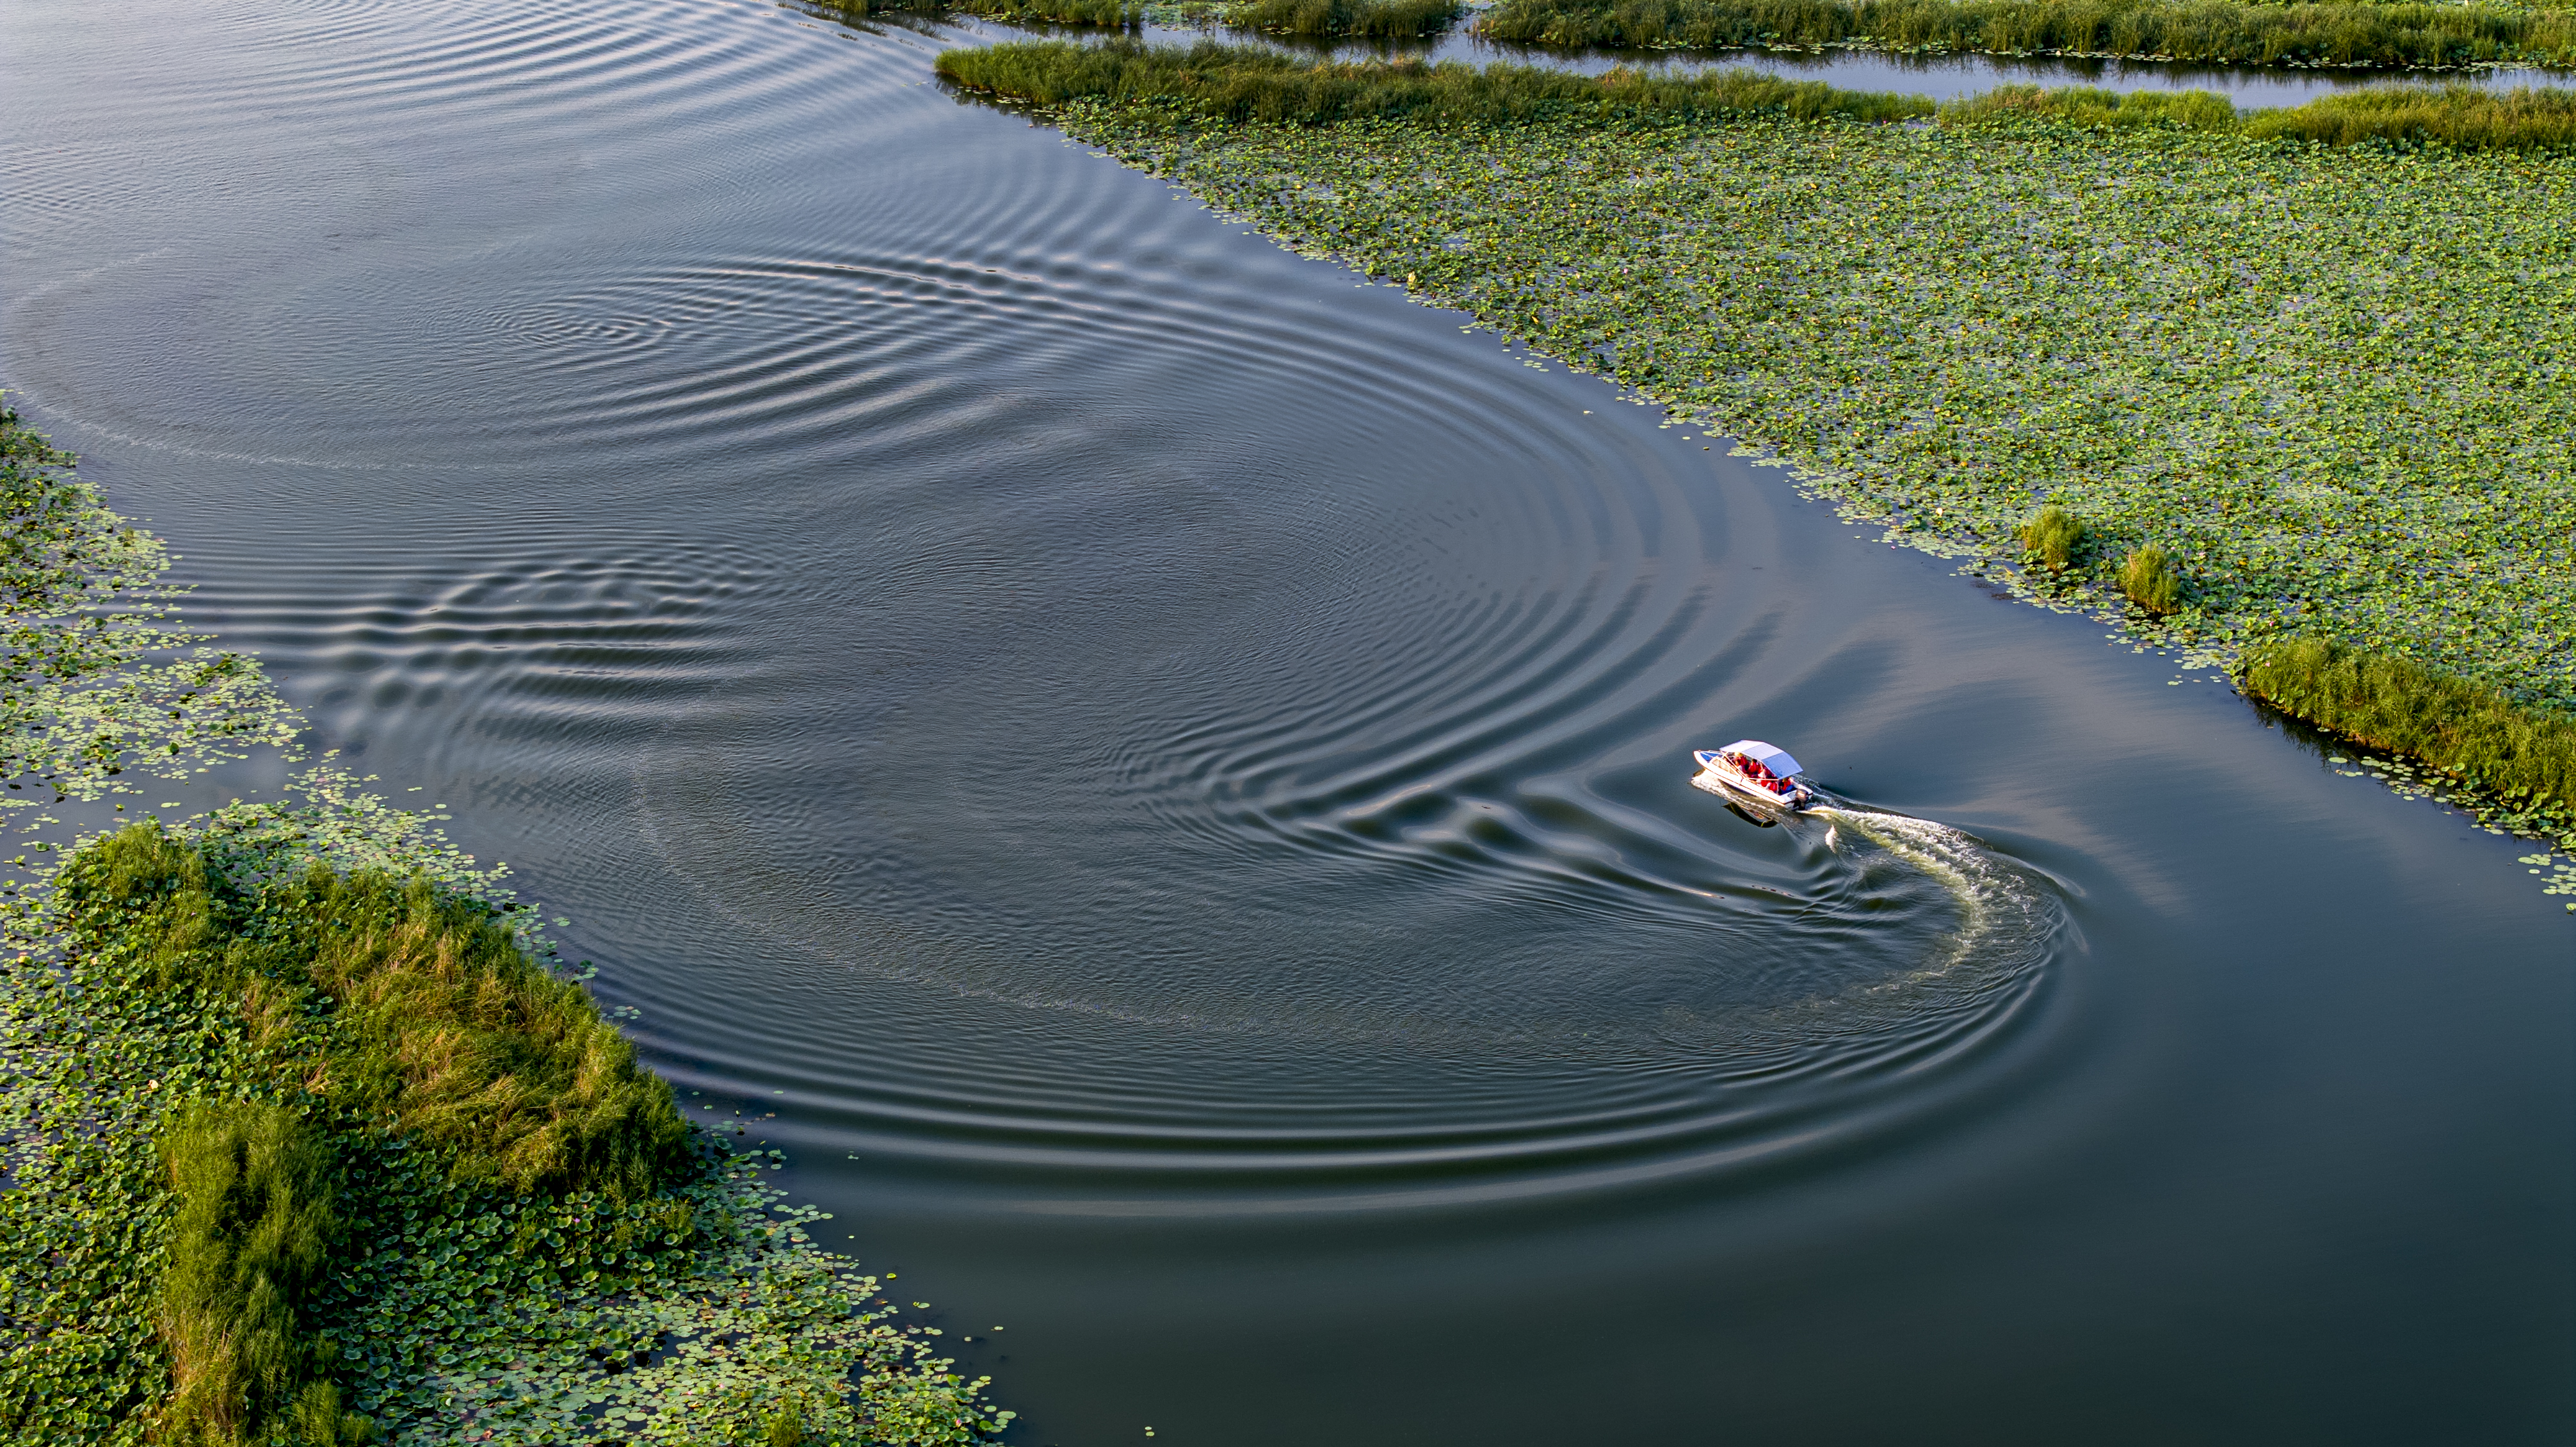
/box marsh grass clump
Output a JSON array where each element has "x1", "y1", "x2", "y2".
[
  {"x1": 156, "y1": 1101, "x2": 374, "y2": 1447},
  {"x1": 933, "y1": 40, "x2": 1936, "y2": 123},
  {"x1": 1472, "y1": 0, "x2": 2576, "y2": 70},
  {"x1": 2014, "y1": 504, "x2": 2086, "y2": 572},
  {"x1": 1942, "y1": 81, "x2": 2576, "y2": 152},
  {"x1": 2240, "y1": 638, "x2": 2576, "y2": 812},
  {"x1": 2118, "y1": 545, "x2": 2182, "y2": 615},
  {"x1": 64, "y1": 824, "x2": 693, "y2": 1201},
  {"x1": 1944, "y1": 84, "x2": 2237, "y2": 133},
  {"x1": 1232, "y1": 0, "x2": 1464, "y2": 36},
  {"x1": 802, "y1": 0, "x2": 1144, "y2": 26},
  {"x1": 955, "y1": 0, "x2": 1143, "y2": 24},
  {"x1": 2244, "y1": 83, "x2": 2576, "y2": 153},
  {"x1": 264, "y1": 866, "x2": 692, "y2": 1200}
]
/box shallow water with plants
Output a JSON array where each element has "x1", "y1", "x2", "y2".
[
  {"x1": 2, "y1": 0, "x2": 2569, "y2": 1442},
  {"x1": 928, "y1": 4, "x2": 2576, "y2": 106},
  {"x1": 952, "y1": 51, "x2": 2576, "y2": 716}
]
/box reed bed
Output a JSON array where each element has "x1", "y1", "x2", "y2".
[
  {"x1": 2241, "y1": 80, "x2": 2576, "y2": 148},
  {"x1": 1475, "y1": 0, "x2": 2576, "y2": 69},
  {"x1": 810, "y1": 0, "x2": 1461, "y2": 32},
  {"x1": 2241, "y1": 638, "x2": 2576, "y2": 812},
  {"x1": 1232, "y1": 0, "x2": 1465, "y2": 36},
  {"x1": 807, "y1": 0, "x2": 1143, "y2": 26},
  {"x1": 156, "y1": 1101, "x2": 372, "y2": 1446},
  {"x1": 1948, "y1": 78, "x2": 2576, "y2": 149},
  {"x1": 944, "y1": 41, "x2": 2576, "y2": 150},
  {"x1": 936, "y1": 39, "x2": 1937, "y2": 120}
]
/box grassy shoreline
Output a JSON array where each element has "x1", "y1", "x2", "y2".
[
  {"x1": 828, "y1": 0, "x2": 1466, "y2": 36},
  {"x1": 851, "y1": 0, "x2": 2576, "y2": 69},
  {"x1": 1475, "y1": 0, "x2": 2576, "y2": 70},
  {"x1": 935, "y1": 45, "x2": 2576, "y2": 868}
]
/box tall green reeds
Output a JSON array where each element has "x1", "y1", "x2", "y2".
[
  {"x1": 1943, "y1": 83, "x2": 2239, "y2": 132},
  {"x1": 52, "y1": 825, "x2": 705, "y2": 1436},
  {"x1": 264, "y1": 866, "x2": 691, "y2": 1200},
  {"x1": 1474, "y1": 0, "x2": 2576, "y2": 69},
  {"x1": 1941, "y1": 81, "x2": 2576, "y2": 150},
  {"x1": 63, "y1": 825, "x2": 692, "y2": 1201},
  {"x1": 936, "y1": 40, "x2": 2576, "y2": 151},
  {"x1": 1232, "y1": 0, "x2": 1465, "y2": 36},
  {"x1": 2015, "y1": 504, "x2": 2087, "y2": 572},
  {"x1": 2241, "y1": 82, "x2": 2576, "y2": 150},
  {"x1": 954, "y1": 0, "x2": 1145, "y2": 26},
  {"x1": 803, "y1": 0, "x2": 1145, "y2": 26},
  {"x1": 935, "y1": 39, "x2": 1936, "y2": 122},
  {"x1": 2118, "y1": 545, "x2": 2182, "y2": 614},
  {"x1": 156, "y1": 1101, "x2": 374, "y2": 1446},
  {"x1": 2239, "y1": 638, "x2": 2576, "y2": 809}
]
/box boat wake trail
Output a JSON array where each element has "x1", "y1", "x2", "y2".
[{"x1": 1808, "y1": 793, "x2": 2061, "y2": 999}]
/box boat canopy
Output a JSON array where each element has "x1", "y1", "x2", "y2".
[{"x1": 1720, "y1": 740, "x2": 1803, "y2": 777}]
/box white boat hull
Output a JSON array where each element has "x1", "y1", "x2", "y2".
[{"x1": 1691, "y1": 752, "x2": 1815, "y2": 812}]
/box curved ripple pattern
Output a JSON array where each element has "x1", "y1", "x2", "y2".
[{"x1": 6, "y1": 0, "x2": 2079, "y2": 1218}]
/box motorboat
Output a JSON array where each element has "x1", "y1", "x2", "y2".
[{"x1": 1691, "y1": 740, "x2": 1816, "y2": 812}]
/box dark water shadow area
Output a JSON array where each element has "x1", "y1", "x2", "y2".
[{"x1": 3, "y1": 0, "x2": 2569, "y2": 1441}]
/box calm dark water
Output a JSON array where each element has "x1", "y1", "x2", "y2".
[{"x1": 4, "y1": 0, "x2": 2570, "y2": 1441}]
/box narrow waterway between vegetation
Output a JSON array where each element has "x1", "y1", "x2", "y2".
[
  {"x1": 3, "y1": 0, "x2": 2568, "y2": 1440},
  {"x1": 974, "y1": 10, "x2": 2573, "y2": 102}
]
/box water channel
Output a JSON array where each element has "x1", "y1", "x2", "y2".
[{"x1": 3, "y1": 0, "x2": 2570, "y2": 1440}]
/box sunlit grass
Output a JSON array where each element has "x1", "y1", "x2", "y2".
[
  {"x1": 936, "y1": 40, "x2": 1938, "y2": 120},
  {"x1": 156, "y1": 1100, "x2": 373, "y2": 1447},
  {"x1": 2118, "y1": 545, "x2": 2182, "y2": 614},
  {"x1": 1233, "y1": 0, "x2": 1464, "y2": 36},
  {"x1": 2241, "y1": 637, "x2": 2576, "y2": 811},
  {"x1": 1476, "y1": 0, "x2": 2576, "y2": 69},
  {"x1": 2015, "y1": 503, "x2": 2086, "y2": 572}
]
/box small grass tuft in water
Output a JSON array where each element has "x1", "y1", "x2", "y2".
[
  {"x1": 2239, "y1": 638, "x2": 2576, "y2": 813},
  {"x1": 2015, "y1": 503, "x2": 2085, "y2": 572},
  {"x1": 2118, "y1": 545, "x2": 2182, "y2": 615}
]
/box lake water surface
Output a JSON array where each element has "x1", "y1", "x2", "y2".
[{"x1": 3, "y1": 1, "x2": 2570, "y2": 1441}]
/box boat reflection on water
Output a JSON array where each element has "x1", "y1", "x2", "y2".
[{"x1": 1722, "y1": 799, "x2": 1780, "y2": 829}]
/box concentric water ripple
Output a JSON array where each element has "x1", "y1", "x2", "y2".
[
  {"x1": 16, "y1": 0, "x2": 2573, "y2": 1434},
  {"x1": 7, "y1": 0, "x2": 2075, "y2": 1213}
]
